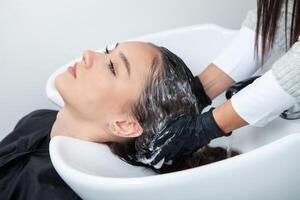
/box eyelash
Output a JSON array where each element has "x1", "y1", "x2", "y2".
[
  {"x1": 104, "y1": 46, "x2": 116, "y2": 76},
  {"x1": 104, "y1": 46, "x2": 110, "y2": 54}
]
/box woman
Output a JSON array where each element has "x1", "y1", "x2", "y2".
[
  {"x1": 0, "y1": 41, "x2": 235, "y2": 199},
  {"x1": 143, "y1": 0, "x2": 300, "y2": 168}
]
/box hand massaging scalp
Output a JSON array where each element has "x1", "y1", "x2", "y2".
[{"x1": 134, "y1": 49, "x2": 205, "y2": 169}]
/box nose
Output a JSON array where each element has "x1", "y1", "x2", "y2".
[{"x1": 82, "y1": 50, "x2": 95, "y2": 69}]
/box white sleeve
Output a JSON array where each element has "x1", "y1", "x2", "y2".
[
  {"x1": 212, "y1": 26, "x2": 262, "y2": 82},
  {"x1": 231, "y1": 70, "x2": 299, "y2": 127}
]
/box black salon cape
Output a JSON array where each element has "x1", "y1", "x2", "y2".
[{"x1": 0, "y1": 109, "x2": 81, "y2": 200}]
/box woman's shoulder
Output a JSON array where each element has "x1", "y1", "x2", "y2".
[
  {"x1": 0, "y1": 109, "x2": 59, "y2": 154},
  {"x1": 13, "y1": 109, "x2": 59, "y2": 131}
]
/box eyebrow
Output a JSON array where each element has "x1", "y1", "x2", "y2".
[{"x1": 119, "y1": 51, "x2": 130, "y2": 77}]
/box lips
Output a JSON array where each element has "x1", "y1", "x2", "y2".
[{"x1": 68, "y1": 64, "x2": 77, "y2": 78}]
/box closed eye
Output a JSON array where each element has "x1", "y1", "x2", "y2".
[
  {"x1": 103, "y1": 43, "x2": 119, "y2": 77},
  {"x1": 109, "y1": 60, "x2": 116, "y2": 76}
]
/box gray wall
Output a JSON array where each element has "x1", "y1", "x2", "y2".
[{"x1": 0, "y1": 0, "x2": 256, "y2": 140}]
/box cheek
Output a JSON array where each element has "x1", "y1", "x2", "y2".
[
  {"x1": 88, "y1": 76, "x2": 112, "y2": 102},
  {"x1": 79, "y1": 75, "x2": 120, "y2": 112},
  {"x1": 92, "y1": 82, "x2": 138, "y2": 115}
]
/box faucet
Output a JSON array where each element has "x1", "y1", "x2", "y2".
[{"x1": 280, "y1": 103, "x2": 300, "y2": 120}]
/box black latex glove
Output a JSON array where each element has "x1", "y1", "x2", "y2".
[
  {"x1": 193, "y1": 75, "x2": 212, "y2": 108},
  {"x1": 137, "y1": 76, "x2": 260, "y2": 168},
  {"x1": 225, "y1": 75, "x2": 261, "y2": 99},
  {"x1": 137, "y1": 107, "x2": 230, "y2": 167}
]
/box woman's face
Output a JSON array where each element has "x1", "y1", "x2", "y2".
[{"x1": 55, "y1": 41, "x2": 159, "y2": 140}]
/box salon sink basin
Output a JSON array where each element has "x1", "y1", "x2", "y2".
[
  {"x1": 50, "y1": 123, "x2": 300, "y2": 200},
  {"x1": 49, "y1": 24, "x2": 300, "y2": 200}
]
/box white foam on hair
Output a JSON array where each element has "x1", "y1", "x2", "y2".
[{"x1": 136, "y1": 130, "x2": 176, "y2": 169}]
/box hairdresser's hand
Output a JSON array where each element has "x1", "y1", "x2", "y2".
[
  {"x1": 194, "y1": 75, "x2": 212, "y2": 108},
  {"x1": 145, "y1": 107, "x2": 231, "y2": 167},
  {"x1": 225, "y1": 75, "x2": 261, "y2": 99}
]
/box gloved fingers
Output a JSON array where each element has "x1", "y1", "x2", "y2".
[
  {"x1": 152, "y1": 114, "x2": 204, "y2": 155},
  {"x1": 148, "y1": 150, "x2": 167, "y2": 167},
  {"x1": 149, "y1": 142, "x2": 181, "y2": 167},
  {"x1": 151, "y1": 116, "x2": 186, "y2": 148},
  {"x1": 225, "y1": 75, "x2": 261, "y2": 99},
  {"x1": 193, "y1": 75, "x2": 212, "y2": 106}
]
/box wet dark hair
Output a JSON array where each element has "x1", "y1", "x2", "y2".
[
  {"x1": 105, "y1": 44, "x2": 239, "y2": 174},
  {"x1": 255, "y1": 0, "x2": 300, "y2": 65}
]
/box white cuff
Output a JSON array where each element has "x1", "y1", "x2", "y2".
[
  {"x1": 231, "y1": 70, "x2": 298, "y2": 127},
  {"x1": 213, "y1": 26, "x2": 261, "y2": 82}
]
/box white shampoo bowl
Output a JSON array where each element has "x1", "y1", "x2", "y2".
[{"x1": 48, "y1": 24, "x2": 300, "y2": 200}]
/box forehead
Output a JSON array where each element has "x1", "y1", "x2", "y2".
[
  {"x1": 119, "y1": 41, "x2": 160, "y2": 82},
  {"x1": 112, "y1": 42, "x2": 161, "y2": 112}
]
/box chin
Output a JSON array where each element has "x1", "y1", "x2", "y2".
[
  {"x1": 55, "y1": 73, "x2": 74, "y2": 103},
  {"x1": 54, "y1": 74, "x2": 65, "y2": 95}
]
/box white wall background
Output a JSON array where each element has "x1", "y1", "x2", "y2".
[{"x1": 0, "y1": 0, "x2": 256, "y2": 140}]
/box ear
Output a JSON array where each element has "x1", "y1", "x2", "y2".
[{"x1": 111, "y1": 118, "x2": 143, "y2": 138}]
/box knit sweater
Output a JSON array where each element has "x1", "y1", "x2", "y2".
[{"x1": 242, "y1": 0, "x2": 300, "y2": 101}]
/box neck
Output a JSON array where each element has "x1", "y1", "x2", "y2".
[{"x1": 50, "y1": 107, "x2": 120, "y2": 143}]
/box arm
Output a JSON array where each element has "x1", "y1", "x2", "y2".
[
  {"x1": 197, "y1": 26, "x2": 263, "y2": 100},
  {"x1": 213, "y1": 99, "x2": 247, "y2": 134},
  {"x1": 197, "y1": 63, "x2": 235, "y2": 100},
  {"x1": 211, "y1": 37, "x2": 300, "y2": 132},
  {"x1": 197, "y1": 63, "x2": 249, "y2": 134},
  {"x1": 220, "y1": 38, "x2": 300, "y2": 130},
  {"x1": 199, "y1": 40, "x2": 300, "y2": 133},
  {"x1": 195, "y1": 26, "x2": 262, "y2": 132},
  {"x1": 212, "y1": 69, "x2": 298, "y2": 133}
]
